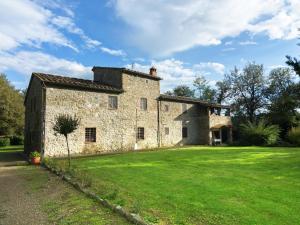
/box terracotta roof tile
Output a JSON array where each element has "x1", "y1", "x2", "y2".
[
  {"x1": 159, "y1": 94, "x2": 230, "y2": 109},
  {"x1": 33, "y1": 73, "x2": 123, "y2": 93}
]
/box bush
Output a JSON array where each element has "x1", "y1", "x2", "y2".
[
  {"x1": 0, "y1": 137, "x2": 10, "y2": 147},
  {"x1": 240, "y1": 120, "x2": 280, "y2": 146},
  {"x1": 287, "y1": 127, "x2": 300, "y2": 146},
  {"x1": 10, "y1": 135, "x2": 24, "y2": 145}
]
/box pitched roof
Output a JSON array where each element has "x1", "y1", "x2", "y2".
[
  {"x1": 33, "y1": 72, "x2": 123, "y2": 93},
  {"x1": 158, "y1": 94, "x2": 231, "y2": 109},
  {"x1": 92, "y1": 67, "x2": 163, "y2": 81}
]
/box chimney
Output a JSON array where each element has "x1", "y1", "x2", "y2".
[{"x1": 149, "y1": 66, "x2": 157, "y2": 76}]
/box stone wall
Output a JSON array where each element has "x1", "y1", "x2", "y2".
[
  {"x1": 208, "y1": 113, "x2": 232, "y2": 144},
  {"x1": 159, "y1": 101, "x2": 209, "y2": 147},
  {"x1": 26, "y1": 69, "x2": 233, "y2": 157},
  {"x1": 24, "y1": 77, "x2": 44, "y2": 154},
  {"x1": 43, "y1": 72, "x2": 160, "y2": 157},
  {"x1": 209, "y1": 113, "x2": 232, "y2": 129}
]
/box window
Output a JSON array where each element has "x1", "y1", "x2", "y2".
[
  {"x1": 140, "y1": 98, "x2": 147, "y2": 111},
  {"x1": 164, "y1": 104, "x2": 169, "y2": 112},
  {"x1": 137, "y1": 127, "x2": 144, "y2": 140},
  {"x1": 182, "y1": 127, "x2": 188, "y2": 138},
  {"x1": 165, "y1": 127, "x2": 169, "y2": 135},
  {"x1": 85, "y1": 128, "x2": 96, "y2": 142},
  {"x1": 108, "y1": 96, "x2": 118, "y2": 109},
  {"x1": 182, "y1": 103, "x2": 187, "y2": 114}
]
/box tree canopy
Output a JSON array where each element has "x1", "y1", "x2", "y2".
[
  {"x1": 166, "y1": 85, "x2": 195, "y2": 97},
  {"x1": 0, "y1": 74, "x2": 24, "y2": 136}
]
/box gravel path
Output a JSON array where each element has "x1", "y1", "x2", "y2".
[
  {"x1": 0, "y1": 166, "x2": 48, "y2": 225},
  {"x1": 0, "y1": 164, "x2": 131, "y2": 225}
]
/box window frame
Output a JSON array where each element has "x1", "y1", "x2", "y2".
[
  {"x1": 108, "y1": 95, "x2": 118, "y2": 110},
  {"x1": 137, "y1": 127, "x2": 145, "y2": 140},
  {"x1": 85, "y1": 128, "x2": 96, "y2": 143},
  {"x1": 140, "y1": 98, "x2": 147, "y2": 111}
]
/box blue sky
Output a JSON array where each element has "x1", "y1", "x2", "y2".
[{"x1": 0, "y1": 0, "x2": 299, "y2": 92}]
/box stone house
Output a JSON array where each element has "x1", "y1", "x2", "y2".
[{"x1": 24, "y1": 67, "x2": 232, "y2": 157}]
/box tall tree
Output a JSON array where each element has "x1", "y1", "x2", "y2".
[
  {"x1": 0, "y1": 74, "x2": 24, "y2": 136},
  {"x1": 215, "y1": 80, "x2": 231, "y2": 104},
  {"x1": 286, "y1": 56, "x2": 300, "y2": 77},
  {"x1": 265, "y1": 68, "x2": 294, "y2": 102},
  {"x1": 172, "y1": 85, "x2": 195, "y2": 97},
  {"x1": 286, "y1": 30, "x2": 300, "y2": 77},
  {"x1": 225, "y1": 63, "x2": 266, "y2": 122},
  {"x1": 193, "y1": 75, "x2": 217, "y2": 102},
  {"x1": 266, "y1": 68, "x2": 299, "y2": 137}
]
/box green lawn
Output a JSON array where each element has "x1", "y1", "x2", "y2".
[{"x1": 54, "y1": 146, "x2": 300, "y2": 225}]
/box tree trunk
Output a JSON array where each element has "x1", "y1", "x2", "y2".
[{"x1": 65, "y1": 135, "x2": 71, "y2": 169}]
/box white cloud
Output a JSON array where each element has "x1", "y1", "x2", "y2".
[
  {"x1": 0, "y1": 51, "x2": 92, "y2": 78},
  {"x1": 239, "y1": 41, "x2": 258, "y2": 45},
  {"x1": 194, "y1": 62, "x2": 225, "y2": 75},
  {"x1": 51, "y1": 16, "x2": 101, "y2": 49},
  {"x1": 100, "y1": 47, "x2": 126, "y2": 56},
  {"x1": 0, "y1": 0, "x2": 76, "y2": 51},
  {"x1": 0, "y1": 0, "x2": 104, "y2": 52},
  {"x1": 222, "y1": 48, "x2": 236, "y2": 52},
  {"x1": 111, "y1": 0, "x2": 300, "y2": 56},
  {"x1": 126, "y1": 59, "x2": 225, "y2": 92}
]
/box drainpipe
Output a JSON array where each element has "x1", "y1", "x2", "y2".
[
  {"x1": 157, "y1": 99, "x2": 161, "y2": 148},
  {"x1": 40, "y1": 81, "x2": 47, "y2": 159}
]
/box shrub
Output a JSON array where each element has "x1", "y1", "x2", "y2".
[
  {"x1": 0, "y1": 137, "x2": 10, "y2": 147},
  {"x1": 29, "y1": 151, "x2": 41, "y2": 158},
  {"x1": 287, "y1": 127, "x2": 300, "y2": 146},
  {"x1": 10, "y1": 135, "x2": 24, "y2": 145},
  {"x1": 240, "y1": 120, "x2": 280, "y2": 146}
]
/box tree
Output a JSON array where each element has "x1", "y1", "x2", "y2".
[
  {"x1": 172, "y1": 85, "x2": 195, "y2": 97},
  {"x1": 265, "y1": 67, "x2": 293, "y2": 101},
  {"x1": 53, "y1": 114, "x2": 80, "y2": 168},
  {"x1": 164, "y1": 90, "x2": 173, "y2": 96},
  {"x1": 286, "y1": 56, "x2": 300, "y2": 77},
  {"x1": 286, "y1": 28, "x2": 300, "y2": 77},
  {"x1": 215, "y1": 80, "x2": 231, "y2": 104},
  {"x1": 193, "y1": 76, "x2": 208, "y2": 98},
  {"x1": 265, "y1": 68, "x2": 299, "y2": 138},
  {"x1": 225, "y1": 63, "x2": 266, "y2": 122},
  {"x1": 0, "y1": 74, "x2": 24, "y2": 136},
  {"x1": 193, "y1": 75, "x2": 217, "y2": 102}
]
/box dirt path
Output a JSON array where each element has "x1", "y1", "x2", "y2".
[
  {"x1": 0, "y1": 164, "x2": 131, "y2": 225},
  {"x1": 0, "y1": 166, "x2": 48, "y2": 225}
]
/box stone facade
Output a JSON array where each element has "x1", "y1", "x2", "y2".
[
  {"x1": 24, "y1": 67, "x2": 232, "y2": 157},
  {"x1": 159, "y1": 101, "x2": 209, "y2": 146},
  {"x1": 24, "y1": 76, "x2": 45, "y2": 155}
]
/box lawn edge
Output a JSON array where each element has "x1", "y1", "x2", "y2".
[{"x1": 42, "y1": 163, "x2": 149, "y2": 225}]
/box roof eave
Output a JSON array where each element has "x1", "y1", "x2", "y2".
[{"x1": 44, "y1": 82, "x2": 124, "y2": 94}]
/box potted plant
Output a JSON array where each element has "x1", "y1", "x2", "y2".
[{"x1": 30, "y1": 151, "x2": 41, "y2": 165}]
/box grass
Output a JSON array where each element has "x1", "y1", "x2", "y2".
[
  {"x1": 20, "y1": 166, "x2": 130, "y2": 225},
  {"x1": 53, "y1": 146, "x2": 300, "y2": 225},
  {"x1": 0, "y1": 145, "x2": 23, "y2": 152},
  {"x1": 0, "y1": 145, "x2": 130, "y2": 225}
]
